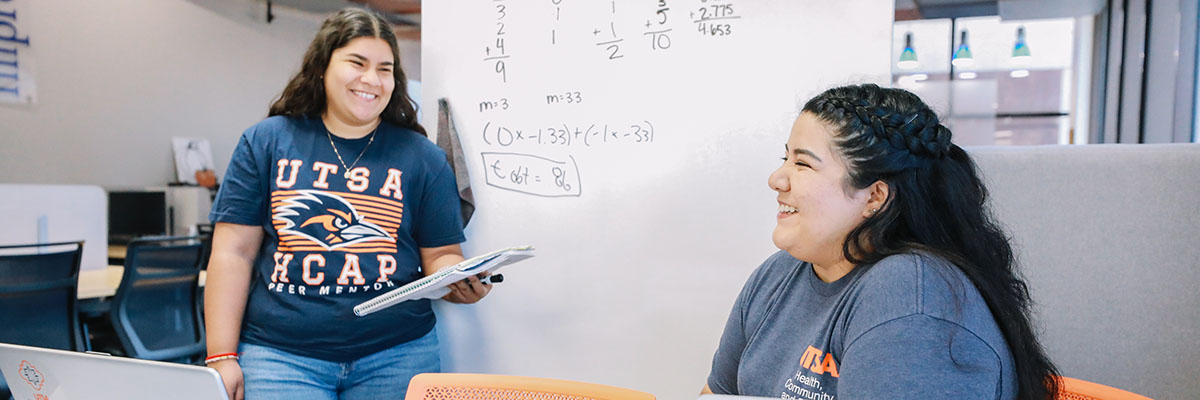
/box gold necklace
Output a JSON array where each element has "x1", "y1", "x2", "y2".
[{"x1": 326, "y1": 126, "x2": 378, "y2": 179}]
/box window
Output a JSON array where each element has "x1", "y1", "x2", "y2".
[{"x1": 892, "y1": 17, "x2": 1087, "y2": 145}]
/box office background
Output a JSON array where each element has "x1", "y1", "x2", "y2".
[{"x1": 0, "y1": 0, "x2": 1198, "y2": 399}]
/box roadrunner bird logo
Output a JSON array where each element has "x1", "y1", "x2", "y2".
[{"x1": 274, "y1": 190, "x2": 394, "y2": 250}]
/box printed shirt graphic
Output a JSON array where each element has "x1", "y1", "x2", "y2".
[
  {"x1": 708, "y1": 252, "x2": 1018, "y2": 400},
  {"x1": 210, "y1": 116, "x2": 465, "y2": 362},
  {"x1": 272, "y1": 190, "x2": 400, "y2": 252}
]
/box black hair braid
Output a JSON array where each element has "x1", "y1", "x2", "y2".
[{"x1": 816, "y1": 97, "x2": 951, "y2": 160}]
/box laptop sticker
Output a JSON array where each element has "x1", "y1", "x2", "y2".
[{"x1": 12, "y1": 359, "x2": 60, "y2": 400}]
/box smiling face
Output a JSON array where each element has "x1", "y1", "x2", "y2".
[
  {"x1": 323, "y1": 36, "x2": 396, "y2": 129},
  {"x1": 769, "y1": 113, "x2": 873, "y2": 268}
]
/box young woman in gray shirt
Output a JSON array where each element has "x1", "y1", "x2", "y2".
[{"x1": 704, "y1": 84, "x2": 1059, "y2": 400}]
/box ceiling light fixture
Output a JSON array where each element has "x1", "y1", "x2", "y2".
[
  {"x1": 1012, "y1": 26, "x2": 1031, "y2": 65},
  {"x1": 898, "y1": 32, "x2": 919, "y2": 69},
  {"x1": 952, "y1": 30, "x2": 974, "y2": 67}
]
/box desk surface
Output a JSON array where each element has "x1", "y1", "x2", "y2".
[
  {"x1": 78, "y1": 266, "x2": 206, "y2": 299},
  {"x1": 107, "y1": 245, "x2": 126, "y2": 260}
]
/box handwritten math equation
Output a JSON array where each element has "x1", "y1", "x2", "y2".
[
  {"x1": 692, "y1": 0, "x2": 739, "y2": 37},
  {"x1": 483, "y1": 0, "x2": 511, "y2": 82},
  {"x1": 481, "y1": 0, "x2": 743, "y2": 83},
  {"x1": 481, "y1": 120, "x2": 655, "y2": 148},
  {"x1": 476, "y1": 90, "x2": 581, "y2": 113},
  {"x1": 481, "y1": 152, "x2": 582, "y2": 197}
]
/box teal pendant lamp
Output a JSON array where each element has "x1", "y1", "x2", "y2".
[
  {"x1": 951, "y1": 30, "x2": 974, "y2": 67},
  {"x1": 898, "y1": 32, "x2": 918, "y2": 69},
  {"x1": 1011, "y1": 26, "x2": 1031, "y2": 77},
  {"x1": 1012, "y1": 26, "x2": 1031, "y2": 60}
]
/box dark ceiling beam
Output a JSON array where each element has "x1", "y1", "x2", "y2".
[
  {"x1": 895, "y1": 8, "x2": 924, "y2": 21},
  {"x1": 910, "y1": 0, "x2": 999, "y2": 19},
  {"x1": 348, "y1": 0, "x2": 420, "y2": 15}
]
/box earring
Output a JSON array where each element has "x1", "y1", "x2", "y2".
[{"x1": 870, "y1": 208, "x2": 879, "y2": 215}]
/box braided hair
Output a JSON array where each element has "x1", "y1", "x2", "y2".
[{"x1": 803, "y1": 84, "x2": 1059, "y2": 400}]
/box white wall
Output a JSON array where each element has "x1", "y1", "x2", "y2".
[{"x1": 0, "y1": 0, "x2": 322, "y2": 187}]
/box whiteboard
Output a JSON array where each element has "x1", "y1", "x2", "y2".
[{"x1": 422, "y1": 1, "x2": 892, "y2": 398}]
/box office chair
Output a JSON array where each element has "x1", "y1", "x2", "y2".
[
  {"x1": 406, "y1": 373, "x2": 656, "y2": 400},
  {"x1": 0, "y1": 241, "x2": 86, "y2": 398},
  {"x1": 1057, "y1": 377, "x2": 1152, "y2": 400},
  {"x1": 194, "y1": 223, "x2": 214, "y2": 318},
  {"x1": 109, "y1": 236, "x2": 206, "y2": 363},
  {"x1": 195, "y1": 223, "x2": 214, "y2": 270}
]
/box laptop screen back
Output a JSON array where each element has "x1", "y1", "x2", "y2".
[{"x1": 0, "y1": 343, "x2": 228, "y2": 400}]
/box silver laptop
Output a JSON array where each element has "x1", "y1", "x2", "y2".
[{"x1": 0, "y1": 342, "x2": 229, "y2": 400}]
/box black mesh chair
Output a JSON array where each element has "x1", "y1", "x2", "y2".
[
  {"x1": 0, "y1": 241, "x2": 86, "y2": 397},
  {"x1": 109, "y1": 236, "x2": 206, "y2": 363},
  {"x1": 196, "y1": 223, "x2": 214, "y2": 271}
]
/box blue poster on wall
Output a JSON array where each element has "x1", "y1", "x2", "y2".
[{"x1": 0, "y1": 0, "x2": 34, "y2": 106}]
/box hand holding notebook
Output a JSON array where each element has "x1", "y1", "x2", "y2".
[{"x1": 353, "y1": 245, "x2": 535, "y2": 317}]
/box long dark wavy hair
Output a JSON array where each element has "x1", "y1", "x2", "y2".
[
  {"x1": 269, "y1": 8, "x2": 425, "y2": 136},
  {"x1": 803, "y1": 83, "x2": 1059, "y2": 400}
]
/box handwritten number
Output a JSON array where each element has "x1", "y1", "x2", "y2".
[{"x1": 552, "y1": 167, "x2": 571, "y2": 191}]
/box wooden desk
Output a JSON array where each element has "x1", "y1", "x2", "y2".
[
  {"x1": 77, "y1": 266, "x2": 206, "y2": 299},
  {"x1": 107, "y1": 245, "x2": 127, "y2": 260}
]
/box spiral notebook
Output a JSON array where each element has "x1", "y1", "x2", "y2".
[{"x1": 354, "y1": 245, "x2": 535, "y2": 316}]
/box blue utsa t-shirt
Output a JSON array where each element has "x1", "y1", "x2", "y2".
[{"x1": 209, "y1": 115, "x2": 465, "y2": 362}]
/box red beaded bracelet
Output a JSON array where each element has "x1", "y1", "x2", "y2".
[{"x1": 204, "y1": 353, "x2": 239, "y2": 364}]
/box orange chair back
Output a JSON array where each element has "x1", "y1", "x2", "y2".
[
  {"x1": 1057, "y1": 377, "x2": 1153, "y2": 400},
  {"x1": 406, "y1": 373, "x2": 655, "y2": 400}
]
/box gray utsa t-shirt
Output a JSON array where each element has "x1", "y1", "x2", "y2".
[{"x1": 708, "y1": 251, "x2": 1017, "y2": 399}]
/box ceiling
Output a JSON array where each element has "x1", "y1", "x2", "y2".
[
  {"x1": 896, "y1": 0, "x2": 998, "y2": 20},
  {"x1": 271, "y1": 0, "x2": 418, "y2": 14},
  {"x1": 897, "y1": 0, "x2": 1106, "y2": 21},
  {"x1": 267, "y1": 0, "x2": 1105, "y2": 40},
  {"x1": 269, "y1": 0, "x2": 421, "y2": 39}
]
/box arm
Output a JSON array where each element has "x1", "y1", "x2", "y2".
[
  {"x1": 203, "y1": 222, "x2": 263, "y2": 400},
  {"x1": 419, "y1": 244, "x2": 491, "y2": 304},
  {"x1": 838, "y1": 315, "x2": 1005, "y2": 399},
  {"x1": 706, "y1": 299, "x2": 746, "y2": 395}
]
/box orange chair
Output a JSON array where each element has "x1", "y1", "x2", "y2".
[
  {"x1": 1057, "y1": 377, "x2": 1153, "y2": 400},
  {"x1": 406, "y1": 373, "x2": 655, "y2": 400}
]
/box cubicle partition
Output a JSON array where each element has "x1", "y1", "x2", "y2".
[
  {"x1": 971, "y1": 143, "x2": 1200, "y2": 399},
  {"x1": 0, "y1": 184, "x2": 107, "y2": 271}
]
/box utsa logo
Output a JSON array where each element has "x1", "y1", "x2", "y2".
[
  {"x1": 274, "y1": 190, "x2": 394, "y2": 250},
  {"x1": 799, "y1": 345, "x2": 839, "y2": 378}
]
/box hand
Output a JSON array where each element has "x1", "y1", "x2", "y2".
[
  {"x1": 442, "y1": 272, "x2": 493, "y2": 304},
  {"x1": 210, "y1": 359, "x2": 245, "y2": 400}
]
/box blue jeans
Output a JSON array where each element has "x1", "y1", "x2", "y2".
[{"x1": 239, "y1": 329, "x2": 439, "y2": 400}]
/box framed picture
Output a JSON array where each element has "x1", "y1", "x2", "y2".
[{"x1": 171, "y1": 138, "x2": 214, "y2": 185}]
